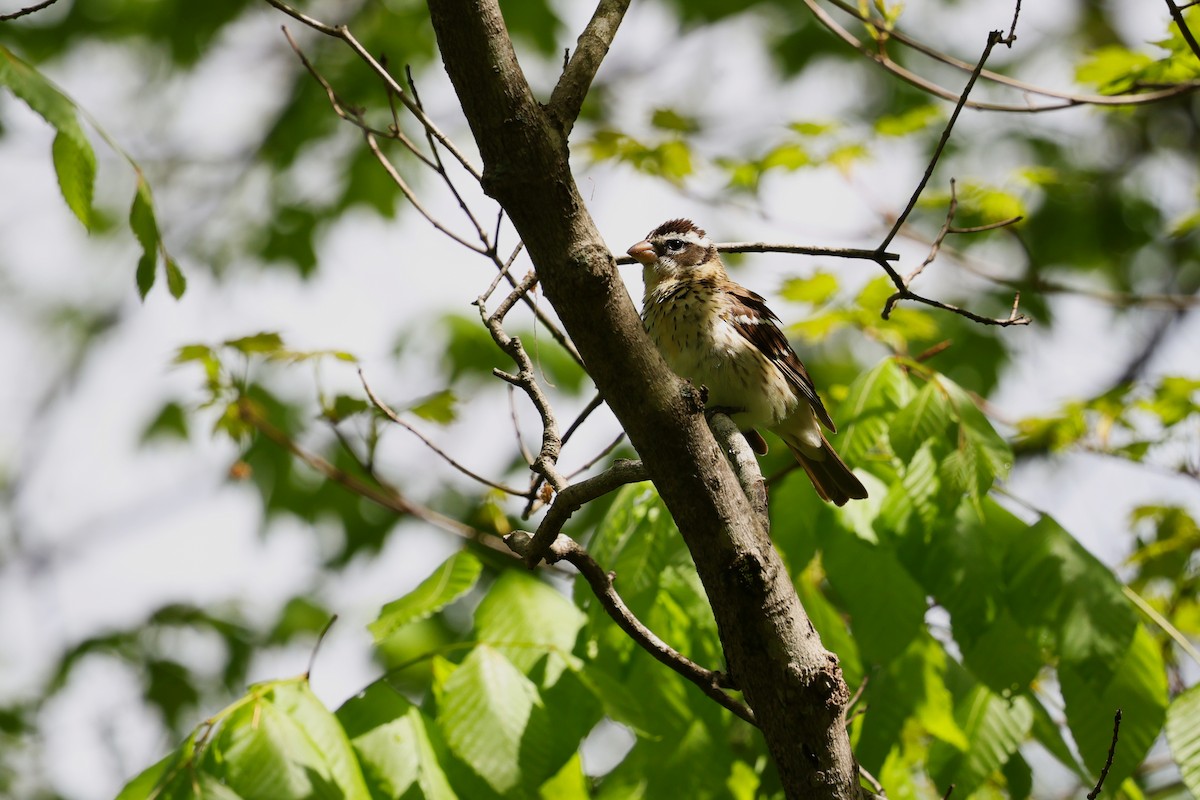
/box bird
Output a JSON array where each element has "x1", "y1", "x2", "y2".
[{"x1": 626, "y1": 218, "x2": 868, "y2": 506}]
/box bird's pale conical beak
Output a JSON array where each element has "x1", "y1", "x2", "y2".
[{"x1": 626, "y1": 240, "x2": 656, "y2": 265}]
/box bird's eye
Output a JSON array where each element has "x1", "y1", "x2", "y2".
[{"x1": 665, "y1": 238, "x2": 685, "y2": 251}]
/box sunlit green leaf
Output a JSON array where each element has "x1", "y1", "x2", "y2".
[
  {"x1": 369, "y1": 551, "x2": 482, "y2": 643},
  {"x1": 1166, "y1": 684, "x2": 1200, "y2": 797}
]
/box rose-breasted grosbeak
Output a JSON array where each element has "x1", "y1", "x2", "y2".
[{"x1": 626, "y1": 218, "x2": 868, "y2": 506}]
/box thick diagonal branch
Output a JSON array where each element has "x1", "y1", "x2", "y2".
[
  {"x1": 426, "y1": 2, "x2": 862, "y2": 796},
  {"x1": 548, "y1": 0, "x2": 632, "y2": 135}
]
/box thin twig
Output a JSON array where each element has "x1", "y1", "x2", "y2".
[
  {"x1": 358, "y1": 369, "x2": 530, "y2": 497},
  {"x1": 479, "y1": 273, "x2": 569, "y2": 496},
  {"x1": 0, "y1": 0, "x2": 59, "y2": 22},
  {"x1": 524, "y1": 392, "x2": 607, "y2": 518},
  {"x1": 304, "y1": 615, "x2": 339, "y2": 680},
  {"x1": 239, "y1": 398, "x2": 485, "y2": 543},
  {"x1": 806, "y1": 0, "x2": 1200, "y2": 112},
  {"x1": 525, "y1": 459, "x2": 649, "y2": 567},
  {"x1": 506, "y1": 531, "x2": 756, "y2": 725},
  {"x1": 1087, "y1": 709, "x2": 1122, "y2": 799},
  {"x1": 879, "y1": 33, "x2": 1005, "y2": 253},
  {"x1": 872, "y1": 31, "x2": 1031, "y2": 327},
  {"x1": 614, "y1": 242, "x2": 899, "y2": 266},
  {"x1": 547, "y1": 0, "x2": 633, "y2": 134},
  {"x1": 565, "y1": 432, "x2": 628, "y2": 480},
  {"x1": 263, "y1": 0, "x2": 483, "y2": 180}
]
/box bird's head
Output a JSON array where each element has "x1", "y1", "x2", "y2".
[{"x1": 626, "y1": 218, "x2": 722, "y2": 285}]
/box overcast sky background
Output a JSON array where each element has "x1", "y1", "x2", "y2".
[{"x1": 1, "y1": 1, "x2": 1198, "y2": 797}]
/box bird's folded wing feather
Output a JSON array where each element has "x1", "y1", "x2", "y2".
[{"x1": 725, "y1": 285, "x2": 837, "y2": 432}]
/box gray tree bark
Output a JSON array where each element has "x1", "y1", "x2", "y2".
[{"x1": 424, "y1": 2, "x2": 864, "y2": 796}]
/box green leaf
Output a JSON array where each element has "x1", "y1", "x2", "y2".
[
  {"x1": 409, "y1": 389, "x2": 458, "y2": 424},
  {"x1": 875, "y1": 104, "x2": 941, "y2": 136},
  {"x1": 889, "y1": 380, "x2": 953, "y2": 463},
  {"x1": 1166, "y1": 684, "x2": 1200, "y2": 797},
  {"x1": 820, "y1": 530, "x2": 926, "y2": 665},
  {"x1": 337, "y1": 681, "x2": 458, "y2": 800},
  {"x1": 928, "y1": 683, "x2": 1033, "y2": 796},
  {"x1": 130, "y1": 177, "x2": 161, "y2": 299},
  {"x1": 51, "y1": 129, "x2": 96, "y2": 229},
  {"x1": 204, "y1": 680, "x2": 371, "y2": 800},
  {"x1": 650, "y1": 107, "x2": 700, "y2": 133},
  {"x1": 761, "y1": 142, "x2": 809, "y2": 171},
  {"x1": 223, "y1": 331, "x2": 285, "y2": 354},
  {"x1": 165, "y1": 257, "x2": 187, "y2": 299},
  {"x1": 837, "y1": 358, "x2": 914, "y2": 465},
  {"x1": 0, "y1": 45, "x2": 85, "y2": 136},
  {"x1": 369, "y1": 551, "x2": 482, "y2": 643},
  {"x1": 1060, "y1": 626, "x2": 1168, "y2": 793},
  {"x1": 780, "y1": 271, "x2": 838, "y2": 306},
  {"x1": 1006, "y1": 516, "x2": 1137, "y2": 686},
  {"x1": 436, "y1": 646, "x2": 544, "y2": 795},
  {"x1": 141, "y1": 401, "x2": 190, "y2": 443},
  {"x1": 474, "y1": 569, "x2": 586, "y2": 675}
]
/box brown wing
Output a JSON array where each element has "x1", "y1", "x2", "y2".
[{"x1": 725, "y1": 284, "x2": 837, "y2": 432}]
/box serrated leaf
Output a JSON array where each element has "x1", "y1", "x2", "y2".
[
  {"x1": 820, "y1": 530, "x2": 925, "y2": 665},
  {"x1": 369, "y1": 551, "x2": 482, "y2": 643},
  {"x1": 1166, "y1": 684, "x2": 1200, "y2": 797},
  {"x1": 1060, "y1": 626, "x2": 1167, "y2": 794},
  {"x1": 889, "y1": 381, "x2": 953, "y2": 462},
  {"x1": 929, "y1": 684, "x2": 1033, "y2": 796},
  {"x1": 474, "y1": 569, "x2": 585, "y2": 676},
  {"x1": 436, "y1": 646, "x2": 542, "y2": 795},
  {"x1": 52, "y1": 129, "x2": 96, "y2": 229},
  {"x1": 324, "y1": 394, "x2": 369, "y2": 423},
  {"x1": 837, "y1": 358, "x2": 914, "y2": 465},
  {"x1": 337, "y1": 681, "x2": 458, "y2": 800},
  {"x1": 0, "y1": 45, "x2": 85, "y2": 136},
  {"x1": 204, "y1": 680, "x2": 370, "y2": 800}
]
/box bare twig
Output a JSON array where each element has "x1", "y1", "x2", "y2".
[
  {"x1": 506, "y1": 530, "x2": 756, "y2": 725},
  {"x1": 807, "y1": 0, "x2": 1200, "y2": 112},
  {"x1": 941, "y1": 785, "x2": 955, "y2": 800},
  {"x1": 548, "y1": 0, "x2": 633, "y2": 134},
  {"x1": 263, "y1": 0, "x2": 483, "y2": 181},
  {"x1": 614, "y1": 241, "x2": 898, "y2": 266},
  {"x1": 358, "y1": 369, "x2": 530, "y2": 496},
  {"x1": 879, "y1": 33, "x2": 1007, "y2": 253},
  {"x1": 564, "y1": 431, "x2": 628, "y2": 480},
  {"x1": 304, "y1": 615, "x2": 339, "y2": 680},
  {"x1": 238, "y1": 398, "x2": 487, "y2": 543},
  {"x1": 279, "y1": 28, "x2": 489, "y2": 253},
  {"x1": 874, "y1": 32, "x2": 1032, "y2": 327},
  {"x1": 0, "y1": 0, "x2": 59, "y2": 22},
  {"x1": 479, "y1": 273, "x2": 569, "y2": 495},
  {"x1": 1087, "y1": 709, "x2": 1122, "y2": 799},
  {"x1": 524, "y1": 392, "x2": 607, "y2": 518},
  {"x1": 524, "y1": 459, "x2": 649, "y2": 567}
]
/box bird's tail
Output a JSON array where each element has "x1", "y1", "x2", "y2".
[{"x1": 784, "y1": 433, "x2": 868, "y2": 507}]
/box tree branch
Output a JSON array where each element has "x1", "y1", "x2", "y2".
[
  {"x1": 614, "y1": 242, "x2": 898, "y2": 266},
  {"x1": 0, "y1": 0, "x2": 60, "y2": 22},
  {"x1": 506, "y1": 530, "x2": 756, "y2": 725},
  {"x1": 805, "y1": 0, "x2": 1200, "y2": 112},
  {"x1": 427, "y1": 1, "x2": 863, "y2": 795},
  {"x1": 547, "y1": 0, "x2": 632, "y2": 135},
  {"x1": 1087, "y1": 709, "x2": 1122, "y2": 799}
]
